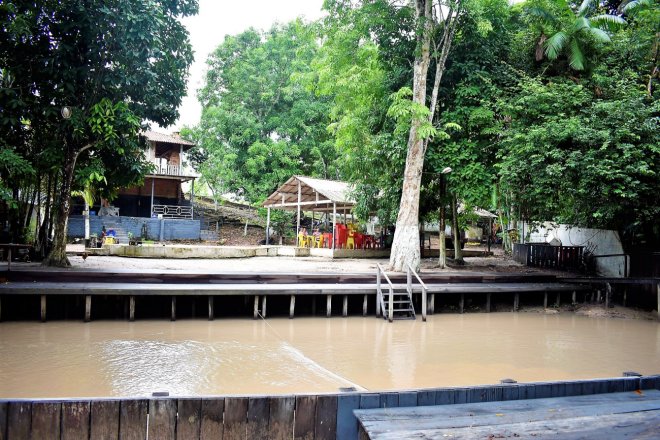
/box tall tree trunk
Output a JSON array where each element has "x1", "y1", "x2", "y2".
[
  {"x1": 452, "y1": 194, "x2": 463, "y2": 264},
  {"x1": 44, "y1": 146, "x2": 82, "y2": 267},
  {"x1": 389, "y1": 0, "x2": 463, "y2": 272},
  {"x1": 389, "y1": 0, "x2": 433, "y2": 272}
]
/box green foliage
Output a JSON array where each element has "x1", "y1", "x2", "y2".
[{"x1": 189, "y1": 21, "x2": 335, "y2": 204}]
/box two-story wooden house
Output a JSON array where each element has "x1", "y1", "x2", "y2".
[{"x1": 110, "y1": 130, "x2": 197, "y2": 218}]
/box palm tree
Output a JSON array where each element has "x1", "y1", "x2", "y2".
[{"x1": 528, "y1": 0, "x2": 626, "y2": 70}]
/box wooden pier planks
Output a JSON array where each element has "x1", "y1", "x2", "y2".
[
  {"x1": 90, "y1": 401, "x2": 119, "y2": 440},
  {"x1": 355, "y1": 390, "x2": 660, "y2": 439}
]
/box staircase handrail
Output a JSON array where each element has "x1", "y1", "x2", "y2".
[
  {"x1": 376, "y1": 264, "x2": 395, "y2": 322},
  {"x1": 406, "y1": 263, "x2": 427, "y2": 322}
]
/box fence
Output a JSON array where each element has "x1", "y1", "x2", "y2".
[
  {"x1": 152, "y1": 204, "x2": 193, "y2": 219},
  {"x1": 513, "y1": 243, "x2": 584, "y2": 271},
  {"x1": 1, "y1": 375, "x2": 658, "y2": 440}
]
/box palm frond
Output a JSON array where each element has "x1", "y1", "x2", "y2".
[
  {"x1": 545, "y1": 31, "x2": 569, "y2": 60},
  {"x1": 573, "y1": 17, "x2": 590, "y2": 32},
  {"x1": 583, "y1": 26, "x2": 611, "y2": 44},
  {"x1": 591, "y1": 14, "x2": 626, "y2": 33},
  {"x1": 622, "y1": 0, "x2": 653, "y2": 14},
  {"x1": 568, "y1": 39, "x2": 585, "y2": 70},
  {"x1": 526, "y1": 6, "x2": 558, "y2": 23},
  {"x1": 577, "y1": 0, "x2": 594, "y2": 16}
]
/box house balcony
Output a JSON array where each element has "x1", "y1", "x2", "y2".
[{"x1": 152, "y1": 162, "x2": 184, "y2": 177}]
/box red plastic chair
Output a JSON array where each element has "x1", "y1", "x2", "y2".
[{"x1": 334, "y1": 224, "x2": 348, "y2": 248}]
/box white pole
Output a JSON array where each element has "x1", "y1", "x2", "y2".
[
  {"x1": 297, "y1": 180, "x2": 301, "y2": 239},
  {"x1": 332, "y1": 203, "x2": 336, "y2": 251},
  {"x1": 266, "y1": 207, "x2": 271, "y2": 245}
]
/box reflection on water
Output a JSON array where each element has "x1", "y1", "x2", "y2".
[{"x1": 0, "y1": 314, "x2": 658, "y2": 398}]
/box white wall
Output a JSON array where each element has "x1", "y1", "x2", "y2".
[{"x1": 525, "y1": 222, "x2": 626, "y2": 277}]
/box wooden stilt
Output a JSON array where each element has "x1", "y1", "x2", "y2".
[
  {"x1": 342, "y1": 295, "x2": 348, "y2": 317},
  {"x1": 326, "y1": 294, "x2": 332, "y2": 318},
  {"x1": 261, "y1": 295, "x2": 267, "y2": 318},
  {"x1": 429, "y1": 293, "x2": 435, "y2": 315},
  {"x1": 254, "y1": 295, "x2": 259, "y2": 319},
  {"x1": 312, "y1": 296, "x2": 317, "y2": 316},
  {"x1": 362, "y1": 294, "x2": 368, "y2": 317},
  {"x1": 572, "y1": 290, "x2": 577, "y2": 306},
  {"x1": 40, "y1": 295, "x2": 46, "y2": 322},
  {"x1": 514, "y1": 293, "x2": 519, "y2": 312},
  {"x1": 171, "y1": 296, "x2": 176, "y2": 321},
  {"x1": 459, "y1": 293, "x2": 464, "y2": 314},
  {"x1": 84, "y1": 295, "x2": 91, "y2": 322},
  {"x1": 543, "y1": 292, "x2": 548, "y2": 309},
  {"x1": 605, "y1": 283, "x2": 612, "y2": 308},
  {"x1": 657, "y1": 283, "x2": 659, "y2": 321},
  {"x1": 129, "y1": 296, "x2": 135, "y2": 321},
  {"x1": 486, "y1": 293, "x2": 491, "y2": 313},
  {"x1": 289, "y1": 295, "x2": 295, "y2": 319},
  {"x1": 555, "y1": 292, "x2": 560, "y2": 308},
  {"x1": 597, "y1": 290, "x2": 602, "y2": 303},
  {"x1": 623, "y1": 288, "x2": 627, "y2": 307},
  {"x1": 0, "y1": 297, "x2": 2, "y2": 321},
  {"x1": 208, "y1": 296, "x2": 214, "y2": 321}
]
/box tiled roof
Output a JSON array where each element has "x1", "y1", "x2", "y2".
[{"x1": 143, "y1": 130, "x2": 195, "y2": 146}]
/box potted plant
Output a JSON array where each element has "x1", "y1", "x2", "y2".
[{"x1": 127, "y1": 232, "x2": 136, "y2": 246}]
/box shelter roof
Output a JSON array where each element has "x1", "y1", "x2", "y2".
[
  {"x1": 143, "y1": 130, "x2": 195, "y2": 148},
  {"x1": 263, "y1": 176, "x2": 355, "y2": 212},
  {"x1": 458, "y1": 203, "x2": 498, "y2": 219}
]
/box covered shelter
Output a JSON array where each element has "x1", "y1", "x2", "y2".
[{"x1": 262, "y1": 176, "x2": 356, "y2": 248}]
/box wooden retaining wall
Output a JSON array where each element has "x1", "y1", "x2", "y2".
[
  {"x1": 1, "y1": 375, "x2": 658, "y2": 440},
  {"x1": 513, "y1": 243, "x2": 584, "y2": 271}
]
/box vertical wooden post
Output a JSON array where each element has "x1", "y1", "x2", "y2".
[
  {"x1": 555, "y1": 292, "x2": 561, "y2": 308},
  {"x1": 342, "y1": 295, "x2": 348, "y2": 317},
  {"x1": 253, "y1": 296, "x2": 259, "y2": 319},
  {"x1": 596, "y1": 289, "x2": 602, "y2": 303},
  {"x1": 208, "y1": 296, "x2": 214, "y2": 321},
  {"x1": 84, "y1": 295, "x2": 91, "y2": 322},
  {"x1": 265, "y1": 207, "x2": 271, "y2": 245},
  {"x1": 332, "y1": 203, "x2": 336, "y2": 251},
  {"x1": 362, "y1": 294, "x2": 368, "y2": 316},
  {"x1": 486, "y1": 293, "x2": 491, "y2": 313},
  {"x1": 326, "y1": 294, "x2": 332, "y2": 318},
  {"x1": 514, "y1": 293, "x2": 519, "y2": 312},
  {"x1": 0, "y1": 297, "x2": 2, "y2": 321},
  {"x1": 543, "y1": 291, "x2": 548, "y2": 309},
  {"x1": 623, "y1": 288, "x2": 627, "y2": 307},
  {"x1": 40, "y1": 294, "x2": 47, "y2": 322},
  {"x1": 421, "y1": 287, "x2": 427, "y2": 322},
  {"x1": 129, "y1": 296, "x2": 135, "y2": 321},
  {"x1": 656, "y1": 283, "x2": 659, "y2": 321},
  {"x1": 312, "y1": 296, "x2": 316, "y2": 316},
  {"x1": 605, "y1": 283, "x2": 612, "y2": 309},
  {"x1": 388, "y1": 286, "x2": 393, "y2": 322},
  {"x1": 572, "y1": 290, "x2": 577, "y2": 306},
  {"x1": 171, "y1": 296, "x2": 176, "y2": 321},
  {"x1": 459, "y1": 293, "x2": 464, "y2": 314},
  {"x1": 429, "y1": 293, "x2": 435, "y2": 315},
  {"x1": 296, "y1": 180, "x2": 301, "y2": 238},
  {"x1": 261, "y1": 295, "x2": 267, "y2": 318},
  {"x1": 289, "y1": 295, "x2": 295, "y2": 319}
]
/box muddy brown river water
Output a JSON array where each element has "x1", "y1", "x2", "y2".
[{"x1": 0, "y1": 313, "x2": 658, "y2": 398}]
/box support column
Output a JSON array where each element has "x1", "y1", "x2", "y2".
[
  {"x1": 363, "y1": 294, "x2": 368, "y2": 316},
  {"x1": 296, "y1": 180, "x2": 301, "y2": 238},
  {"x1": 605, "y1": 283, "x2": 611, "y2": 308},
  {"x1": 342, "y1": 295, "x2": 348, "y2": 317},
  {"x1": 332, "y1": 203, "x2": 336, "y2": 251},
  {"x1": 208, "y1": 296, "x2": 214, "y2": 321},
  {"x1": 429, "y1": 293, "x2": 435, "y2": 315},
  {"x1": 129, "y1": 296, "x2": 135, "y2": 321},
  {"x1": 657, "y1": 283, "x2": 660, "y2": 321},
  {"x1": 459, "y1": 293, "x2": 464, "y2": 314},
  {"x1": 289, "y1": 295, "x2": 295, "y2": 319},
  {"x1": 40, "y1": 295, "x2": 47, "y2": 322},
  {"x1": 486, "y1": 293, "x2": 491, "y2": 313},
  {"x1": 261, "y1": 295, "x2": 267, "y2": 318},
  {"x1": 150, "y1": 178, "x2": 155, "y2": 218},
  {"x1": 84, "y1": 295, "x2": 91, "y2": 322},
  {"x1": 514, "y1": 293, "x2": 519, "y2": 312},
  {"x1": 623, "y1": 288, "x2": 627, "y2": 307},
  {"x1": 326, "y1": 294, "x2": 332, "y2": 318},
  {"x1": 190, "y1": 178, "x2": 195, "y2": 218},
  {"x1": 265, "y1": 207, "x2": 271, "y2": 245},
  {"x1": 572, "y1": 290, "x2": 577, "y2": 306},
  {"x1": 253, "y1": 296, "x2": 259, "y2": 319},
  {"x1": 555, "y1": 292, "x2": 561, "y2": 308},
  {"x1": 171, "y1": 296, "x2": 176, "y2": 321},
  {"x1": 543, "y1": 291, "x2": 548, "y2": 309}
]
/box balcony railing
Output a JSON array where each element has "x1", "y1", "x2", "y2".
[
  {"x1": 152, "y1": 204, "x2": 193, "y2": 219},
  {"x1": 152, "y1": 162, "x2": 182, "y2": 176}
]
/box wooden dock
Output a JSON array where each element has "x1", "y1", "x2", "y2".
[
  {"x1": 355, "y1": 390, "x2": 660, "y2": 439},
  {"x1": 1, "y1": 375, "x2": 658, "y2": 440},
  {"x1": 0, "y1": 269, "x2": 590, "y2": 321}
]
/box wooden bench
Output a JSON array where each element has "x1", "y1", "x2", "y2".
[{"x1": 0, "y1": 243, "x2": 33, "y2": 271}]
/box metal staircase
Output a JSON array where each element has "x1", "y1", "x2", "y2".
[{"x1": 376, "y1": 264, "x2": 416, "y2": 321}]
